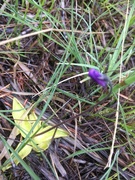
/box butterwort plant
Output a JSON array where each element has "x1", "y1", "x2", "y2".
[{"x1": 88, "y1": 69, "x2": 110, "y2": 88}]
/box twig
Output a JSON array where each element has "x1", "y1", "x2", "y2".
[{"x1": 0, "y1": 28, "x2": 108, "y2": 46}]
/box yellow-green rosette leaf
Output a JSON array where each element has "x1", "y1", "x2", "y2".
[
  {"x1": 31, "y1": 126, "x2": 68, "y2": 152},
  {"x1": 12, "y1": 97, "x2": 26, "y2": 123},
  {"x1": 20, "y1": 120, "x2": 32, "y2": 138},
  {"x1": 2, "y1": 143, "x2": 32, "y2": 171},
  {"x1": 31, "y1": 140, "x2": 51, "y2": 152},
  {"x1": 12, "y1": 98, "x2": 69, "y2": 154},
  {"x1": 12, "y1": 98, "x2": 32, "y2": 138},
  {"x1": 15, "y1": 143, "x2": 32, "y2": 162},
  {"x1": 28, "y1": 111, "x2": 42, "y2": 134},
  {"x1": 32, "y1": 126, "x2": 68, "y2": 144},
  {"x1": 28, "y1": 110, "x2": 38, "y2": 125}
]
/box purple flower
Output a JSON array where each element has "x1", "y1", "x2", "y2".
[{"x1": 88, "y1": 69, "x2": 109, "y2": 87}]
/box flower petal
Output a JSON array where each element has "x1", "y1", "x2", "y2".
[{"x1": 88, "y1": 69, "x2": 108, "y2": 87}]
